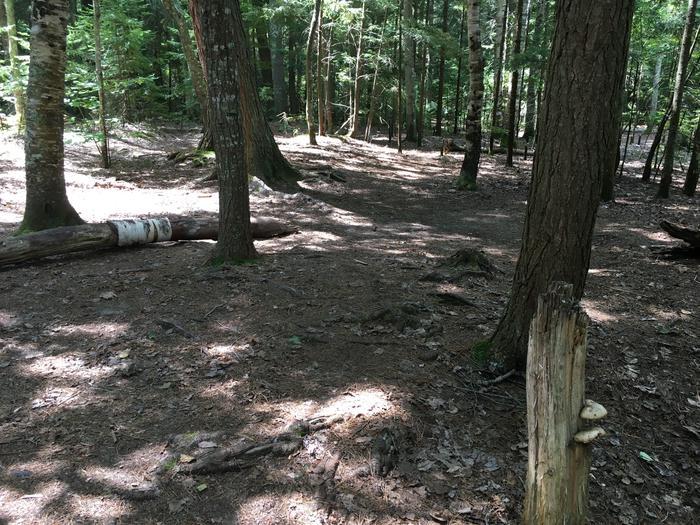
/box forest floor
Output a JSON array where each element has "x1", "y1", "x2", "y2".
[{"x1": 0, "y1": 124, "x2": 698, "y2": 525}]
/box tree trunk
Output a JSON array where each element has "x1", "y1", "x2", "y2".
[
  {"x1": 647, "y1": 55, "x2": 663, "y2": 129},
  {"x1": 364, "y1": 11, "x2": 387, "y2": 142},
  {"x1": 253, "y1": 0, "x2": 273, "y2": 106},
  {"x1": 163, "y1": 0, "x2": 212, "y2": 150},
  {"x1": 5, "y1": 0, "x2": 26, "y2": 131},
  {"x1": 269, "y1": 1, "x2": 287, "y2": 115},
  {"x1": 0, "y1": 1, "x2": 6, "y2": 58},
  {"x1": 93, "y1": 0, "x2": 109, "y2": 169},
  {"x1": 233, "y1": 2, "x2": 302, "y2": 192},
  {"x1": 488, "y1": 0, "x2": 507, "y2": 153},
  {"x1": 317, "y1": 7, "x2": 326, "y2": 135},
  {"x1": 192, "y1": 0, "x2": 256, "y2": 262},
  {"x1": 456, "y1": 0, "x2": 484, "y2": 191},
  {"x1": 306, "y1": 0, "x2": 322, "y2": 145},
  {"x1": 416, "y1": 0, "x2": 432, "y2": 145},
  {"x1": 683, "y1": 116, "x2": 700, "y2": 195},
  {"x1": 642, "y1": 108, "x2": 670, "y2": 182},
  {"x1": 489, "y1": 0, "x2": 634, "y2": 371},
  {"x1": 658, "y1": 0, "x2": 697, "y2": 198},
  {"x1": 660, "y1": 220, "x2": 700, "y2": 247},
  {"x1": 349, "y1": 0, "x2": 366, "y2": 137},
  {"x1": 20, "y1": 0, "x2": 83, "y2": 233},
  {"x1": 397, "y1": 1, "x2": 403, "y2": 153},
  {"x1": 402, "y1": 0, "x2": 416, "y2": 142},
  {"x1": 452, "y1": 1, "x2": 467, "y2": 135},
  {"x1": 523, "y1": 0, "x2": 545, "y2": 144},
  {"x1": 0, "y1": 217, "x2": 295, "y2": 267},
  {"x1": 523, "y1": 283, "x2": 600, "y2": 525},
  {"x1": 434, "y1": 0, "x2": 448, "y2": 136},
  {"x1": 505, "y1": 0, "x2": 524, "y2": 167},
  {"x1": 324, "y1": 24, "x2": 334, "y2": 132},
  {"x1": 288, "y1": 32, "x2": 301, "y2": 114}
]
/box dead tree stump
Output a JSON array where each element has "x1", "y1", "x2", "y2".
[{"x1": 523, "y1": 282, "x2": 607, "y2": 524}]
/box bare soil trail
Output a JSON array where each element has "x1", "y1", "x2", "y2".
[{"x1": 0, "y1": 126, "x2": 698, "y2": 524}]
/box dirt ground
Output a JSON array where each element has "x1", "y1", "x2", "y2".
[{"x1": 0, "y1": 125, "x2": 698, "y2": 524}]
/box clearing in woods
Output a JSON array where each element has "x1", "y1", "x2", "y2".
[{"x1": 0, "y1": 126, "x2": 698, "y2": 524}]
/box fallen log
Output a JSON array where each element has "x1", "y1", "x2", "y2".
[
  {"x1": 660, "y1": 220, "x2": 700, "y2": 247},
  {"x1": 0, "y1": 216, "x2": 297, "y2": 267}
]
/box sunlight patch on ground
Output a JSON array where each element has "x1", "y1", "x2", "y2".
[
  {"x1": 627, "y1": 227, "x2": 671, "y2": 243},
  {"x1": 27, "y1": 386, "x2": 85, "y2": 412},
  {"x1": 581, "y1": 300, "x2": 620, "y2": 324},
  {"x1": 0, "y1": 310, "x2": 21, "y2": 329},
  {"x1": 21, "y1": 355, "x2": 113, "y2": 382},
  {"x1": 81, "y1": 446, "x2": 162, "y2": 496},
  {"x1": 0, "y1": 481, "x2": 66, "y2": 524},
  {"x1": 52, "y1": 322, "x2": 130, "y2": 340},
  {"x1": 238, "y1": 493, "x2": 324, "y2": 525},
  {"x1": 69, "y1": 494, "x2": 133, "y2": 523}
]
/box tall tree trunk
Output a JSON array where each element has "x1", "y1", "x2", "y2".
[
  {"x1": 93, "y1": 0, "x2": 109, "y2": 168},
  {"x1": 456, "y1": 0, "x2": 484, "y2": 191},
  {"x1": 288, "y1": 32, "x2": 301, "y2": 114},
  {"x1": 253, "y1": 0, "x2": 273, "y2": 106},
  {"x1": 647, "y1": 55, "x2": 663, "y2": 129},
  {"x1": 523, "y1": 0, "x2": 545, "y2": 144},
  {"x1": 397, "y1": 0, "x2": 403, "y2": 153},
  {"x1": 658, "y1": 0, "x2": 697, "y2": 198},
  {"x1": 505, "y1": 0, "x2": 524, "y2": 166},
  {"x1": 0, "y1": 1, "x2": 6, "y2": 58},
  {"x1": 402, "y1": 0, "x2": 416, "y2": 142},
  {"x1": 453, "y1": 1, "x2": 467, "y2": 135},
  {"x1": 489, "y1": 0, "x2": 634, "y2": 371},
  {"x1": 5, "y1": 0, "x2": 26, "y2": 132},
  {"x1": 233, "y1": 2, "x2": 301, "y2": 191},
  {"x1": 324, "y1": 23, "x2": 334, "y2": 131},
  {"x1": 269, "y1": 2, "x2": 287, "y2": 115},
  {"x1": 164, "y1": 0, "x2": 211, "y2": 149},
  {"x1": 316, "y1": 7, "x2": 326, "y2": 135},
  {"x1": 349, "y1": 0, "x2": 366, "y2": 137},
  {"x1": 364, "y1": 10, "x2": 387, "y2": 142},
  {"x1": 416, "y1": 0, "x2": 432, "y2": 144},
  {"x1": 683, "y1": 115, "x2": 700, "y2": 196},
  {"x1": 434, "y1": 0, "x2": 448, "y2": 136},
  {"x1": 488, "y1": 0, "x2": 507, "y2": 153},
  {"x1": 21, "y1": 0, "x2": 83, "y2": 232},
  {"x1": 191, "y1": 0, "x2": 256, "y2": 262},
  {"x1": 306, "y1": 0, "x2": 322, "y2": 145},
  {"x1": 642, "y1": 107, "x2": 670, "y2": 182}
]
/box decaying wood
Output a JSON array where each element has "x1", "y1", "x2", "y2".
[
  {"x1": 163, "y1": 415, "x2": 343, "y2": 476},
  {"x1": 0, "y1": 216, "x2": 297, "y2": 267},
  {"x1": 524, "y1": 282, "x2": 597, "y2": 525},
  {"x1": 660, "y1": 220, "x2": 700, "y2": 247}
]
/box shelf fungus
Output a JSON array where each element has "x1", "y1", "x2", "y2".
[
  {"x1": 574, "y1": 427, "x2": 606, "y2": 444},
  {"x1": 580, "y1": 399, "x2": 607, "y2": 421}
]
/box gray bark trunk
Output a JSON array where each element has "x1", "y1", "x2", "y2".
[
  {"x1": 21, "y1": 0, "x2": 83, "y2": 232},
  {"x1": 305, "y1": 0, "x2": 322, "y2": 145},
  {"x1": 456, "y1": 0, "x2": 484, "y2": 191},
  {"x1": 269, "y1": 2, "x2": 287, "y2": 115},
  {"x1": 505, "y1": 0, "x2": 524, "y2": 166},
  {"x1": 5, "y1": 0, "x2": 25, "y2": 131},
  {"x1": 93, "y1": 0, "x2": 109, "y2": 168},
  {"x1": 402, "y1": 0, "x2": 416, "y2": 142},
  {"x1": 488, "y1": 0, "x2": 507, "y2": 153}
]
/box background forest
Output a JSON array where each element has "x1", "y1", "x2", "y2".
[{"x1": 0, "y1": 0, "x2": 699, "y2": 524}]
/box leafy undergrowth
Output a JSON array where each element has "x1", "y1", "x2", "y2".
[{"x1": 0, "y1": 126, "x2": 698, "y2": 524}]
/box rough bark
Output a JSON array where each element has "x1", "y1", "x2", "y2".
[
  {"x1": 523, "y1": 283, "x2": 595, "y2": 525},
  {"x1": 488, "y1": 0, "x2": 507, "y2": 154},
  {"x1": 183, "y1": 0, "x2": 213, "y2": 150},
  {"x1": 349, "y1": 0, "x2": 366, "y2": 138},
  {"x1": 416, "y1": 0, "x2": 431, "y2": 144},
  {"x1": 0, "y1": 217, "x2": 295, "y2": 267},
  {"x1": 233, "y1": 2, "x2": 301, "y2": 192},
  {"x1": 288, "y1": 32, "x2": 301, "y2": 114},
  {"x1": 456, "y1": 0, "x2": 484, "y2": 191},
  {"x1": 658, "y1": 0, "x2": 697, "y2": 198},
  {"x1": 21, "y1": 0, "x2": 83, "y2": 232},
  {"x1": 683, "y1": 116, "x2": 700, "y2": 195},
  {"x1": 5, "y1": 0, "x2": 25, "y2": 131},
  {"x1": 397, "y1": 2, "x2": 403, "y2": 153},
  {"x1": 192, "y1": 0, "x2": 256, "y2": 262},
  {"x1": 434, "y1": 0, "x2": 448, "y2": 136},
  {"x1": 252, "y1": 0, "x2": 273, "y2": 101},
  {"x1": 305, "y1": 0, "x2": 322, "y2": 145},
  {"x1": 402, "y1": 0, "x2": 416, "y2": 142},
  {"x1": 505, "y1": 0, "x2": 524, "y2": 167},
  {"x1": 489, "y1": 0, "x2": 634, "y2": 371},
  {"x1": 93, "y1": 0, "x2": 109, "y2": 168}
]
